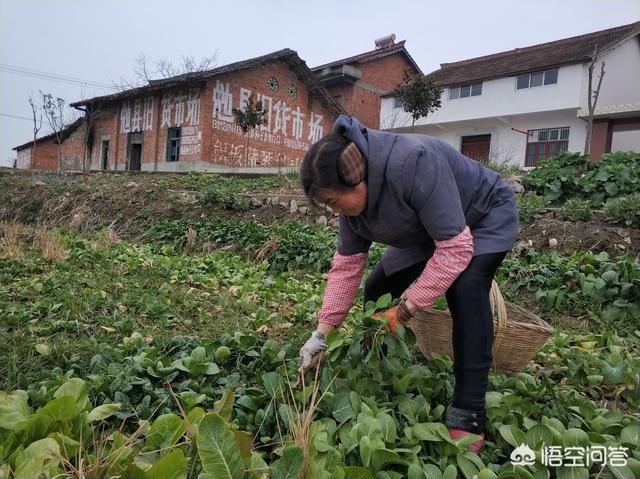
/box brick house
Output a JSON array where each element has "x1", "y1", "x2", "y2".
[
  {"x1": 382, "y1": 21, "x2": 640, "y2": 166},
  {"x1": 60, "y1": 49, "x2": 345, "y2": 173},
  {"x1": 14, "y1": 40, "x2": 421, "y2": 172},
  {"x1": 312, "y1": 35, "x2": 423, "y2": 130},
  {"x1": 13, "y1": 49, "x2": 345, "y2": 173},
  {"x1": 13, "y1": 118, "x2": 86, "y2": 170}
]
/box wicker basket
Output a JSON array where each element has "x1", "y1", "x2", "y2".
[{"x1": 410, "y1": 281, "x2": 554, "y2": 376}]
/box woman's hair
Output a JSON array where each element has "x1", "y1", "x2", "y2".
[{"x1": 299, "y1": 133, "x2": 353, "y2": 208}]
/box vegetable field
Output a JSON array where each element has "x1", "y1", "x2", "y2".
[{"x1": 0, "y1": 152, "x2": 639, "y2": 479}]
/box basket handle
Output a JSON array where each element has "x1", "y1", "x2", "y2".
[{"x1": 489, "y1": 280, "x2": 508, "y2": 358}]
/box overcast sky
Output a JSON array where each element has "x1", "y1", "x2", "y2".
[{"x1": 1, "y1": 0, "x2": 639, "y2": 167}]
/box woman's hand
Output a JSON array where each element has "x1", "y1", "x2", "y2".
[
  {"x1": 376, "y1": 299, "x2": 417, "y2": 334},
  {"x1": 397, "y1": 298, "x2": 417, "y2": 323},
  {"x1": 298, "y1": 330, "x2": 329, "y2": 374}
]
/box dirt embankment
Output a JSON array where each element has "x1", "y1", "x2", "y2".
[{"x1": 1, "y1": 170, "x2": 638, "y2": 259}]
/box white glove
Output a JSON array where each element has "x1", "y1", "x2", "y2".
[{"x1": 298, "y1": 331, "x2": 327, "y2": 373}]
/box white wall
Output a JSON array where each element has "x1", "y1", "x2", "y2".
[
  {"x1": 381, "y1": 64, "x2": 586, "y2": 128},
  {"x1": 16, "y1": 149, "x2": 29, "y2": 169},
  {"x1": 611, "y1": 130, "x2": 640, "y2": 152},
  {"x1": 394, "y1": 111, "x2": 587, "y2": 168},
  {"x1": 596, "y1": 35, "x2": 640, "y2": 110}
]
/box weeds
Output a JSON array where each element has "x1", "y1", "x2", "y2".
[
  {"x1": 0, "y1": 220, "x2": 25, "y2": 259},
  {"x1": 34, "y1": 225, "x2": 67, "y2": 262}
]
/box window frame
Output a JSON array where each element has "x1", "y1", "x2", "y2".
[
  {"x1": 525, "y1": 126, "x2": 569, "y2": 167},
  {"x1": 448, "y1": 81, "x2": 482, "y2": 100},
  {"x1": 516, "y1": 68, "x2": 559, "y2": 90},
  {"x1": 166, "y1": 127, "x2": 181, "y2": 163}
]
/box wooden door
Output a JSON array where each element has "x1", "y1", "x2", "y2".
[{"x1": 461, "y1": 134, "x2": 491, "y2": 163}]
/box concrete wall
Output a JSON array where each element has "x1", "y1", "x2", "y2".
[
  {"x1": 382, "y1": 64, "x2": 586, "y2": 128},
  {"x1": 16, "y1": 149, "x2": 29, "y2": 169},
  {"x1": 595, "y1": 35, "x2": 640, "y2": 111},
  {"x1": 611, "y1": 130, "x2": 640, "y2": 152},
  {"x1": 389, "y1": 110, "x2": 587, "y2": 168}
]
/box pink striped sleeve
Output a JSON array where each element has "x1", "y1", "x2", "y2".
[
  {"x1": 317, "y1": 252, "x2": 368, "y2": 327},
  {"x1": 404, "y1": 226, "x2": 474, "y2": 309}
]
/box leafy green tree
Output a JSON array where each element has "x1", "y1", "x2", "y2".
[
  {"x1": 233, "y1": 94, "x2": 266, "y2": 167},
  {"x1": 393, "y1": 68, "x2": 442, "y2": 132}
]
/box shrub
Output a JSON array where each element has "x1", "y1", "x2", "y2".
[
  {"x1": 559, "y1": 198, "x2": 592, "y2": 222},
  {"x1": 517, "y1": 192, "x2": 549, "y2": 222},
  {"x1": 522, "y1": 151, "x2": 640, "y2": 208},
  {"x1": 521, "y1": 152, "x2": 586, "y2": 203},
  {"x1": 603, "y1": 193, "x2": 640, "y2": 227},
  {"x1": 580, "y1": 151, "x2": 640, "y2": 206},
  {"x1": 484, "y1": 160, "x2": 522, "y2": 177},
  {"x1": 198, "y1": 185, "x2": 249, "y2": 211}
]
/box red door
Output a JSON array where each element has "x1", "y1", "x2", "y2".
[{"x1": 461, "y1": 134, "x2": 491, "y2": 163}]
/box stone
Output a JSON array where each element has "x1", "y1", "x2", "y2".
[
  {"x1": 316, "y1": 215, "x2": 328, "y2": 226},
  {"x1": 298, "y1": 206, "x2": 308, "y2": 215},
  {"x1": 513, "y1": 241, "x2": 530, "y2": 255},
  {"x1": 505, "y1": 176, "x2": 525, "y2": 194},
  {"x1": 289, "y1": 199, "x2": 298, "y2": 213},
  {"x1": 33, "y1": 180, "x2": 47, "y2": 186},
  {"x1": 548, "y1": 238, "x2": 558, "y2": 248},
  {"x1": 250, "y1": 197, "x2": 263, "y2": 207},
  {"x1": 125, "y1": 181, "x2": 138, "y2": 188}
]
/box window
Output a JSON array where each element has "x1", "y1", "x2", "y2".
[
  {"x1": 449, "y1": 82, "x2": 482, "y2": 100},
  {"x1": 393, "y1": 96, "x2": 403, "y2": 108},
  {"x1": 516, "y1": 68, "x2": 559, "y2": 89},
  {"x1": 525, "y1": 127, "x2": 569, "y2": 167},
  {"x1": 166, "y1": 127, "x2": 181, "y2": 162}
]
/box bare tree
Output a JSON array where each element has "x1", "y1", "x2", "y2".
[
  {"x1": 27, "y1": 95, "x2": 43, "y2": 170},
  {"x1": 583, "y1": 45, "x2": 606, "y2": 159},
  {"x1": 111, "y1": 51, "x2": 219, "y2": 91},
  {"x1": 40, "y1": 91, "x2": 66, "y2": 171}
]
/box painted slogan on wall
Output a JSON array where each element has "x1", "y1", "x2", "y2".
[
  {"x1": 211, "y1": 80, "x2": 324, "y2": 166},
  {"x1": 116, "y1": 78, "x2": 326, "y2": 167},
  {"x1": 119, "y1": 89, "x2": 203, "y2": 157}
]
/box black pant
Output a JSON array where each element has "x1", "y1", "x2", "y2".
[{"x1": 364, "y1": 252, "x2": 507, "y2": 412}]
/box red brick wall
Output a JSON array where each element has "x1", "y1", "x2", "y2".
[
  {"x1": 31, "y1": 141, "x2": 58, "y2": 170},
  {"x1": 323, "y1": 52, "x2": 414, "y2": 129},
  {"x1": 60, "y1": 122, "x2": 86, "y2": 170},
  {"x1": 90, "y1": 111, "x2": 117, "y2": 170},
  {"x1": 86, "y1": 61, "x2": 337, "y2": 172},
  {"x1": 20, "y1": 121, "x2": 87, "y2": 171},
  {"x1": 359, "y1": 53, "x2": 413, "y2": 92}
]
